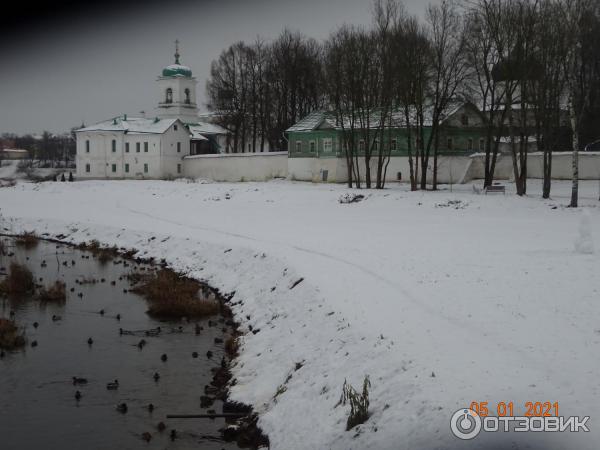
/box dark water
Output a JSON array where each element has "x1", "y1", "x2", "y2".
[{"x1": 0, "y1": 237, "x2": 237, "y2": 450}]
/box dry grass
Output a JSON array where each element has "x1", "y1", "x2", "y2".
[
  {"x1": 38, "y1": 280, "x2": 66, "y2": 303},
  {"x1": 225, "y1": 335, "x2": 240, "y2": 357},
  {"x1": 129, "y1": 269, "x2": 220, "y2": 318},
  {"x1": 0, "y1": 262, "x2": 35, "y2": 297},
  {"x1": 0, "y1": 318, "x2": 26, "y2": 350},
  {"x1": 15, "y1": 232, "x2": 39, "y2": 249}
]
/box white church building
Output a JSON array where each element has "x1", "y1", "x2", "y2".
[{"x1": 75, "y1": 43, "x2": 230, "y2": 179}]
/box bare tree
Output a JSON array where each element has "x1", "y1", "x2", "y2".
[
  {"x1": 425, "y1": 0, "x2": 469, "y2": 190},
  {"x1": 560, "y1": 0, "x2": 600, "y2": 206}
]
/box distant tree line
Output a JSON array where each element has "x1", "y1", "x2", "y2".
[
  {"x1": 206, "y1": 0, "x2": 600, "y2": 202},
  {"x1": 0, "y1": 130, "x2": 76, "y2": 168}
]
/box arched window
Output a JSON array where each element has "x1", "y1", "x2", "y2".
[
  {"x1": 165, "y1": 88, "x2": 173, "y2": 104},
  {"x1": 184, "y1": 88, "x2": 191, "y2": 104}
]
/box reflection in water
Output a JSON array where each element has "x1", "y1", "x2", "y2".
[{"x1": 0, "y1": 237, "x2": 237, "y2": 450}]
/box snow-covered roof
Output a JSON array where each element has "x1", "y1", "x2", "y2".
[
  {"x1": 77, "y1": 116, "x2": 179, "y2": 135},
  {"x1": 1, "y1": 148, "x2": 28, "y2": 153},
  {"x1": 188, "y1": 121, "x2": 229, "y2": 136},
  {"x1": 286, "y1": 102, "x2": 470, "y2": 133}
]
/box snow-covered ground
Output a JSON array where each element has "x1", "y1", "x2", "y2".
[{"x1": 1, "y1": 178, "x2": 599, "y2": 449}]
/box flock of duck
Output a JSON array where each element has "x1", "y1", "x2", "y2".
[{"x1": 2, "y1": 242, "x2": 232, "y2": 445}]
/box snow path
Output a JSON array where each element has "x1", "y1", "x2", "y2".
[{"x1": 0, "y1": 179, "x2": 599, "y2": 449}]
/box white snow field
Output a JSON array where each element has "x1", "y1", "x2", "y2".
[{"x1": 0, "y1": 179, "x2": 599, "y2": 449}]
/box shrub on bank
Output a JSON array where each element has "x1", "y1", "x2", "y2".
[
  {"x1": 15, "y1": 232, "x2": 39, "y2": 249},
  {"x1": 129, "y1": 269, "x2": 220, "y2": 318}
]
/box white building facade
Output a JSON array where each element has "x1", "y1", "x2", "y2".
[{"x1": 76, "y1": 42, "x2": 229, "y2": 179}]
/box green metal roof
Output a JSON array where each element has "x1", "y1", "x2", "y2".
[{"x1": 162, "y1": 64, "x2": 192, "y2": 77}]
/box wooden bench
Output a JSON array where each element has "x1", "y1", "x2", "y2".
[{"x1": 484, "y1": 184, "x2": 506, "y2": 195}]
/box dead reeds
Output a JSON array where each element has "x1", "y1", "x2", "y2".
[
  {"x1": 38, "y1": 280, "x2": 66, "y2": 303},
  {"x1": 0, "y1": 318, "x2": 26, "y2": 350},
  {"x1": 129, "y1": 269, "x2": 220, "y2": 318},
  {"x1": 0, "y1": 262, "x2": 35, "y2": 297}
]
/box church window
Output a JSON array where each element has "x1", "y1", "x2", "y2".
[
  {"x1": 85, "y1": 140, "x2": 90, "y2": 153},
  {"x1": 323, "y1": 138, "x2": 332, "y2": 152},
  {"x1": 391, "y1": 139, "x2": 397, "y2": 151},
  {"x1": 174, "y1": 125, "x2": 178, "y2": 131},
  {"x1": 125, "y1": 142, "x2": 129, "y2": 152},
  {"x1": 144, "y1": 163, "x2": 149, "y2": 173},
  {"x1": 144, "y1": 142, "x2": 148, "y2": 152},
  {"x1": 136, "y1": 142, "x2": 140, "y2": 152},
  {"x1": 177, "y1": 164, "x2": 181, "y2": 174},
  {"x1": 184, "y1": 88, "x2": 191, "y2": 104},
  {"x1": 295, "y1": 141, "x2": 302, "y2": 152},
  {"x1": 85, "y1": 163, "x2": 90, "y2": 173},
  {"x1": 111, "y1": 164, "x2": 116, "y2": 173},
  {"x1": 177, "y1": 142, "x2": 181, "y2": 153},
  {"x1": 461, "y1": 114, "x2": 469, "y2": 126},
  {"x1": 309, "y1": 141, "x2": 316, "y2": 152},
  {"x1": 165, "y1": 88, "x2": 173, "y2": 104},
  {"x1": 111, "y1": 140, "x2": 116, "y2": 152},
  {"x1": 125, "y1": 163, "x2": 129, "y2": 173}
]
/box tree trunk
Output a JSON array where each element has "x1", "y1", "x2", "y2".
[{"x1": 569, "y1": 95, "x2": 579, "y2": 207}]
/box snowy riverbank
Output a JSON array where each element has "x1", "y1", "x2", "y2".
[{"x1": 1, "y1": 179, "x2": 599, "y2": 449}]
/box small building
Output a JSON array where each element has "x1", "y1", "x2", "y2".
[
  {"x1": 1, "y1": 148, "x2": 29, "y2": 160},
  {"x1": 286, "y1": 102, "x2": 487, "y2": 183}
]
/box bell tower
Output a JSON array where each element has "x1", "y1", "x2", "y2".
[{"x1": 157, "y1": 40, "x2": 199, "y2": 124}]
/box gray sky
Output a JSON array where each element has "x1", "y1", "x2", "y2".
[{"x1": 0, "y1": 0, "x2": 431, "y2": 135}]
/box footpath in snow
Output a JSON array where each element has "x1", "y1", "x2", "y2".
[{"x1": 0, "y1": 178, "x2": 599, "y2": 449}]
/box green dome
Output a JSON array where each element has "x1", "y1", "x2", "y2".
[{"x1": 162, "y1": 64, "x2": 192, "y2": 77}]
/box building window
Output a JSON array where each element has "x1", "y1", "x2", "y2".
[
  {"x1": 111, "y1": 140, "x2": 116, "y2": 152},
  {"x1": 461, "y1": 114, "x2": 469, "y2": 126},
  {"x1": 85, "y1": 140, "x2": 90, "y2": 153},
  {"x1": 391, "y1": 139, "x2": 397, "y2": 151},
  {"x1": 447, "y1": 138, "x2": 453, "y2": 150},
  {"x1": 111, "y1": 164, "x2": 116, "y2": 173},
  {"x1": 323, "y1": 138, "x2": 332, "y2": 152},
  {"x1": 85, "y1": 163, "x2": 90, "y2": 173},
  {"x1": 295, "y1": 141, "x2": 302, "y2": 152},
  {"x1": 136, "y1": 142, "x2": 140, "y2": 153},
  {"x1": 125, "y1": 163, "x2": 129, "y2": 173},
  {"x1": 309, "y1": 141, "x2": 316, "y2": 153},
  {"x1": 144, "y1": 142, "x2": 148, "y2": 152},
  {"x1": 174, "y1": 124, "x2": 178, "y2": 131},
  {"x1": 373, "y1": 140, "x2": 379, "y2": 151},
  {"x1": 165, "y1": 88, "x2": 173, "y2": 104},
  {"x1": 177, "y1": 164, "x2": 181, "y2": 174},
  {"x1": 479, "y1": 138, "x2": 485, "y2": 151},
  {"x1": 359, "y1": 140, "x2": 365, "y2": 152},
  {"x1": 125, "y1": 142, "x2": 129, "y2": 153},
  {"x1": 144, "y1": 163, "x2": 148, "y2": 173},
  {"x1": 468, "y1": 138, "x2": 473, "y2": 151},
  {"x1": 177, "y1": 142, "x2": 181, "y2": 153},
  {"x1": 184, "y1": 88, "x2": 191, "y2": 104}
]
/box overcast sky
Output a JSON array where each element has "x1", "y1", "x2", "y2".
[{"x1": 0, "y1": 0, "x2": 432, "y2": 135}]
